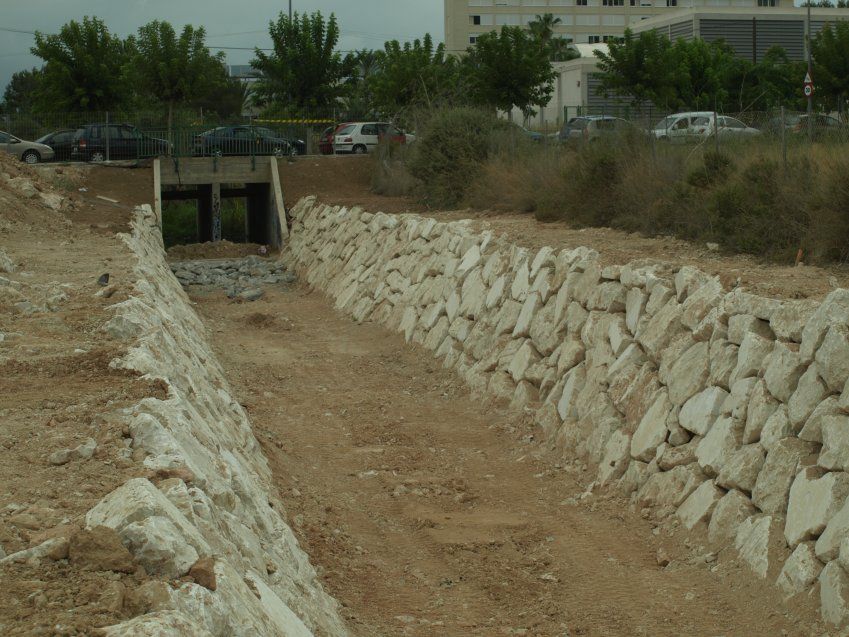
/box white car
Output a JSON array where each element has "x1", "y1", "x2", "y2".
[
  {"x1": 652, "y1": 112, "x2": 760, "y2": 142},
  {"x1": 652, "y1": 112, "x2": 717, "y2": 142},
  {"x1": 0, "y1": 130, "x2": 56, "y2": 164},
  {"x1": 333, "y1": 122, "x2": 414, "y2": 154}
]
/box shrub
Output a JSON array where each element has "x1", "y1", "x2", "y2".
[{"x1": 406, "y1": 108, "x2": 513, "y2": 208}]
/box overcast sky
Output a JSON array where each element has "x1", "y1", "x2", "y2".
[{"x1": 0, "y1": 0, "x2": 445, "y2": 96}]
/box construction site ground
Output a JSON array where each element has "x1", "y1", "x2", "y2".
[{"x1": 0, "y1": 155, "x2": 838, "y2": 635}]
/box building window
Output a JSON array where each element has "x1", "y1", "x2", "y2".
[
  {"x1": 469, "y1": 36, "x2": 478, "y2": 44},
  {"x1": 666, "y1": 0, "x2": 677, "y2": 5},
  {"x1": 588, "y1": 35, "x2": 601, "y2": 43},
  {"x1": 630, "y1": 0, "x2": 637, "y2": 5},
  {"x1": 603, "y1": 0, "x2": 625, "y2": 5},
  {"x1": 576, "y1": 0, "x2": 588, "y2": 5},
  {"x1": 757, "y1": 0, "x2": 776, "y2": 5},
  {"x1": 471, "y1": 15, "x2": 482, "y2": 25}
]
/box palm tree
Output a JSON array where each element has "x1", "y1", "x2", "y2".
[{"x1": 528, "y1": 13, "x2": 579, "y2": 62}]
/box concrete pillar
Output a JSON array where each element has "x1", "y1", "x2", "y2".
[
  {"x1": 211, "y1": 182, "x2": 222, "y2": 242},
  {"x1": 197, "y1": 184, "x2": 213, "y2": 243}
]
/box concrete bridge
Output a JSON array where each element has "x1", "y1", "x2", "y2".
[{"x1": 153, "y1": 156, "x2": 289, "y2": 248}]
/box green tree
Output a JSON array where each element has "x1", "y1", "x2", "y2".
[
  {"x1": 595, "y1": 29, "x2": 680, "y2": 107},
  {"x1": 131, "y1": 21, "x2": 227, "y2": 138},
  {"x1": 812, "y1": 21, "x2": 849, "y2": 110},
  {"x1": 369, "y1": 34, "x2": 463, "y2": 117},
  {"x1": 528, "y1": 13, "x2": 578, "y2": 62},
  {"x1": 463, "y1": 27, "x2": 556, "y2": 119},
  {"x1": 728, "y1": 46, "x2": 802, "y2": 111},
  {"x1": 670, "y1": 38, "x2": 736, "y2": 110},
  {"x1": 251, "y1": 11, "x2": 354, "y2": 111},
  {"x1": 31, "y1": 16, "x2": 131, "y2": 111},
  {"x1": 2, "y1": 68, "x2": 43, "y2": 112},
  {"x1": 342, "y1": 49, "x2": 381, "y2": 119}
]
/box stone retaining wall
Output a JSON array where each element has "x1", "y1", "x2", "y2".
[
  {"x1": 94, "y1": 205, "x2": 347, "y2": 636},
  {"x1": 285, "y1": 196, "x2": 849, "y2": 626}
]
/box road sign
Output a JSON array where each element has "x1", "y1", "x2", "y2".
[{"x1": 804, "y1": 71, "x2": 814, "y2": 97}]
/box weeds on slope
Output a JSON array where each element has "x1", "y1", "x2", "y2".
[{"x1": 373, "y1": 108, "x2": 849, "y2": 265}]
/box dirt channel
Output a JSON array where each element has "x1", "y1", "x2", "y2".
[{"x1": 193, "y1": 284, "x2": 823, "y2": 637}]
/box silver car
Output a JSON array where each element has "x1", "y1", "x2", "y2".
[{"x1": 0, "y1": 130, "x2": 55, "y2": 164}]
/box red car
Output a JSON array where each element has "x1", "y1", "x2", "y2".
[{"x1": 318, "y1": 124, "x2": 346, "y2": 155}]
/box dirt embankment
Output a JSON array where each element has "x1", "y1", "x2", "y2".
[{"x1": 0, "y1": 160, "x2": 166, "y2": 634}]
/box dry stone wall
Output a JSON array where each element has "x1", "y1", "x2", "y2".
[
  {"x1": 286, "y1": 196, "x2": 849, "y2": 626},
  {"x1": 94, "y1": 204, "x2": 347, "y2": 636}
]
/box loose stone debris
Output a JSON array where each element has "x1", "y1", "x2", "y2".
[{"x1": 170, "y1": 256, "x2": 296, "y2": 301}]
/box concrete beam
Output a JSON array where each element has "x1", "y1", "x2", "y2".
[{"x1": 158, "y1": 157, "x2": 273, "y2": 186}]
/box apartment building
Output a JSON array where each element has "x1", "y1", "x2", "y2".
[{"x1": 444, "y1": 0, "x2": 793, "y2": 51}]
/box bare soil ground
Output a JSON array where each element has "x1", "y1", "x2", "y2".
[
  {"x1": 193, "y1": 284, "x2": 824, "y2": 637},
  {"x1": 0, "y1": 160, "x2": 162, "y2": 635},
  {"x1": 277, "y1": 155, "x2": 849, "y2": 300}
]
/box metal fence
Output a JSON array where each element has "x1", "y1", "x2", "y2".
[{"x1": 0, "y1": 109, "x2": 342, "y2": 162}]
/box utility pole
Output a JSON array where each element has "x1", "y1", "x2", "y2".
[
  {"x1": 806, "y1": 0, "x2": 813, "y2": 141},
  {"x1": 289, "y1": 0, "x2": 292, "y2": 20}
]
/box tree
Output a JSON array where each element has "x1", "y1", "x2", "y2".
[
  {"x1": 669, "y1": 37, "x2": 736, "y2": 110},
  {"x1": 131, "y1": 21, "x2": 227, "y2": 138},
  {"x1": 812, "y1": 21, "x2": 849, "y2": 111},
  {"x1": 728, "y1": 46, "x2": 802, "y2": 111},
  {"x1": 369, "y1": 35, "x2": 463, "y2": 118},
  {"x1": 595, "y1": 29, "x2": 680, "y2": 107},
  {"x1": 2, "y1": 68, "x2": 43, "y2": 112},
  {"x1": 251, "y1": 11, "x2": 354, "y2": 111},
  {"x1": 342, "y1": 49, "x2": 381, "y2": 119},
  {"x1": 463, "y1": 27, "x2": 556, "y2": 119},
  {"x1": 528, "y1": 13, "x2": 578, "y2": 62},
  {"x1": 31, "y1": 16, "x2": 131, "y2": 111}
]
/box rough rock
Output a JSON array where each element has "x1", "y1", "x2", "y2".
[
  {"x1": 816, "y1": 324, "x2": 849, "y2": 393},
  {"x1": 816, "y1": 499, "x2": 849, "y2": 562},
  {"x1": 598, "y1": 430, "x2": 631, "y2": 486},
  {"x1": 727, "y1": 314, "x2": 773, "y2": 346},
  {"x1": 708, "y1": 490, "x2": 757, "y2": 547},
  {"x1": 729, "y1": 331, "x2": 774, "y2": 386},
  {"x1": 659, "y1": 439, "x2": 698, "y2": 471},
  {"x1": 742, "y1": 380, "x2": 779, "y2": 444},
  {"x1": 70, "y1": 526, "x2": 136, "y2": 573},
  {"x1": 784, "y1": 467, "x2": 849, "y2": 548},
  {"x1": 771, "y1": 299, "x2": 818, "y2": 343},
  {"x1": 763, "y1": 342, "x2": 805, "y2": 403},
  {"x1": 788, "y1": 363, "x2": 829, "y2": 430},
  {"x1": 0, "y1": 537, "x2": 69, "y2": 565},
  {"x1": 799, "y1": 396, "x2": 844, "y2": 444},
  {"x1": 637, "y1": 464, "x2": 705, "y2": 508},
  {"x1": 667, "y1": 341, "x2": 710, "y2": 407},
  {"x1": 676, "y1": 480, "x2": 723, "y2": 530},
  {"x1": 100, "y1": 611, "x2": 214, "y2": 637},
  {"x1": 752, "y1": 437, "x2": 817, "y2": 514},
  {"x1": 716, "y1": 444, "x2": 765, "y2": 493},
  {"x1": 121, "y1": 516, "x2": 199, "y2": 579},
  {"x1": 777, "y1": 542, "x2": 823, "y2": 598},
  {"x1": 631, "y1": 391, "x2": 672, "y2": 462},
  {"x1": 799, "y1": 290, "x2": 849, "y2": 362},
  {"x1": 678, "y1": 386, "x2": 728, "y2": 435},
  {"x1": 734, "y1": 515, "x2": 783, "y2": 578},
  {"x1": 695, "y1": 416, "x2": 742, "y2": 477},
  {"x1": 820, "y1": 561, "x2": 849, "y2": 626},
  {"x1": 760, "y1": 406, "x2": 794, "y2": 451},
  {"x1": 820, "y1": 415, "x2": 849, "y2": 472},
  {"x1": 189, "y1": 556, "x2": 218, "y2": 591}
]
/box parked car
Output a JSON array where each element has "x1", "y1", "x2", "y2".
[
  {"x1": 192, "y1": 125, "x2": 303, "y2": 157},
  {"x1": 693, "y1": 115, "x2": 761, "y2": 139},
  {"x1": 72, "y1": 123, "x2": 170, "y2": 161},
  {"x1": 764, "y1": 113, "x2": 848, "y2": 140},
  {"x1": 0, "y1": 131, "x2": 55, "y2": 164},
  {"x1": 318, "y1": 125, "x2": 340, "y2": 155},
  {"x1": 333, "y1": 122, "x2": 413, "y2": 154},
  {"x1": 34, "y1": 129, "x2": 79, "y2": 162},
  {"x1": 652, "y1": 112, "x2": 717, "y2": 142},
  {"x1": 559, "y1": 116, "x2": 635, "y2": 143}
]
